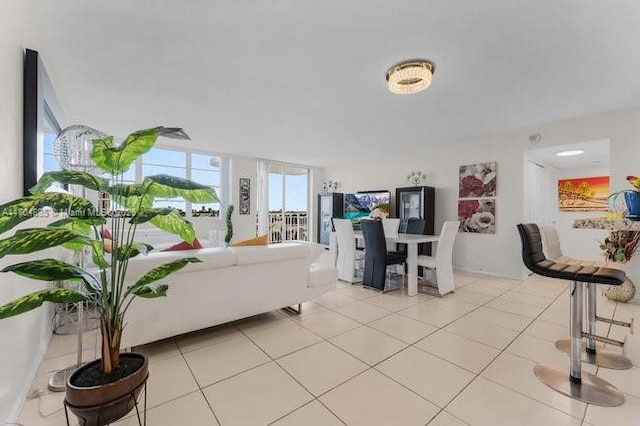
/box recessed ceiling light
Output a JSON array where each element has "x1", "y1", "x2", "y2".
[{"x1": 556, "y1": 150, "x2": 585, "y2": 157}]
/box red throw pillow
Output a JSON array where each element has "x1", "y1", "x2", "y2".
[
  {"x1": 101, "y1": 226, "x2": 113, "y2": 240},
  {"x1": 162, "y1": 238, "x2": 203, "y2": 252}
]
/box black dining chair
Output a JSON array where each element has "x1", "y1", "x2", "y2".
[{"x1": 361, "y1": 220, "x2": 406, "y2": 291}]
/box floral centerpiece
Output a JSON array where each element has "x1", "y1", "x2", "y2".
[{"x1": 599, "y1": 230, "x2": 640, "y2": 263}]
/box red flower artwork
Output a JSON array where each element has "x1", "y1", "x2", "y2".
[
  {"x1": 459, "y1": 175, "x2": 484, "y2": 198},
  {"x1": 458, "y1": 200, "x2": 479, "y2": 219}
]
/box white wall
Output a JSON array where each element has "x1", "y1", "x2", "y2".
[
  {"x1": 324, "y1": 106, "x2": 640, "y2": 281},
  {"x1": 0, "y1": 1, "x2": 53, "y2": 423}
]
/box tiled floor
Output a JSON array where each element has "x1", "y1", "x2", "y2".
[{"x1": 18, "y1": 271, "x2": 640, "y2": 426}]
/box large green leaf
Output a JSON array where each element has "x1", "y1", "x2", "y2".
[
  {"x1": 0, "y1": 193, "x2": 100, "y2": 235},
  {"x1": 144, "y1": 175, "x2": 219, "y2": 204},
  {"x1": 107, "y1": 184, "x2": 153, "y2": 212},
  {"x1": 0, "y1": 228, "x2": 89, "y2": 258},
  {"x1": 129, "y1": 257, "x2": 201, "y2": 290},
  {"x1": 48, "y1": 217, "x2": 102, "y2": 236},
  {"x1": 29, "y1": 171, "x2": 108, "y2": 195},
  {"x1": 89, "y1": 240, "x2": 109, "y2": 269},
  {"x1": 2, "y1": 259, "x2": 100, "y2": 293},
  {"x1": 115, "y1": 242, "x2": 154, "y2": 261},
  {"x1": 91, "y1": 127, "x2": 189, "y2": 175},
  {"x1": 0, "y1": 288, "x2": 87, "y2": 319},
  {"x1": 149, "y1": 210, "x2": 196, "y2": 243},
  {"x1": 130, "y1": 283, "x2": 169, "y2": 299},
  {"x1": 130, "y1": 208, "x2": 174, "y2": 225}
]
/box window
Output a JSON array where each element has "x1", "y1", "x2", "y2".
[{"x1": 102, "y1": 146, "x2": 227, "y2": 219}]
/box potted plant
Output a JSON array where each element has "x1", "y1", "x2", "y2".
[
  {"x1": 599, "y1": 229, "x2": 640, "y2": 302},
  {"x1": 0, "y1": 126, "x2": 217, "y2": 425}
]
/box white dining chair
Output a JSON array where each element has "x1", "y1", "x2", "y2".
[
  {"x1": 333, "y1": 218, "x2": 365, "y2": 283},
  {"x1": 382, "y1": 218, "x2": 401, "y2": 252},
  {"x1": 416, "y1": 221, "x2": 459, "y2": 295}
]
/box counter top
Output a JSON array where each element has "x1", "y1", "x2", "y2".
[{"x1": 573, "y1": 217, "x2": 640, "y2": 231}]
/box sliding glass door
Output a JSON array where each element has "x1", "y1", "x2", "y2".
[{"x1": 263, "y1": 163, "x2": 309, "y2": 243}]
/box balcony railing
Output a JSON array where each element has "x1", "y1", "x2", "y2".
[{"x1": 267, "y1": 211, "x2": 308, "y2": 243}]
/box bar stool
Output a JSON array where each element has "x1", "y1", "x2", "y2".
[
  {"x1": 517, "y1": 223, "x2": 626, "y2": 406},
  {"x1": 539, "y1": 226, "x2": 634, "y2": 369}
]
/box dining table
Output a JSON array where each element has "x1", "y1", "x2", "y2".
[{"x1": 330, "y1": 230, "x2": 440, "y2": 296}]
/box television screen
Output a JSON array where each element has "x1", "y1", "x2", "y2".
[{"x1": 344, "y1": 191, "x2": 391, "y2": 228}]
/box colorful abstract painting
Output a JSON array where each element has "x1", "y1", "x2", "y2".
[
  {"x1": 558, "y1": 176, "x2": 609, "y2": 212},
  {"x1": 459, "y1": 162, "x2": 497, "y2": 198},
  {"x1": 458, "y1": 198, "x2": 496, "y2": 234}
]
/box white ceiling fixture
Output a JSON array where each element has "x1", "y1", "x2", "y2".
[
  {"x1": 556, "y1": 149, "x2": 585, "y2": 157},
  {"x1": 386, "y1": 60, "x2": 435, "y2": 95}
]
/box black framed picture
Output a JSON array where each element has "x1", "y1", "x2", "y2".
[{"x1": 239, "y1": 178, "x2": 250, "y2": 215}]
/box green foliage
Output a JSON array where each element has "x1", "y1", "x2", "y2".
[
  {"x1": 130, "y1": 257, "x2": 201, "y2": 289},
  {"x1": 2, "y1": 259, "x2": 101, "y2": 293},
  {"x1": 91, "y1": 127, "x2": 188, "y2": 175},
  {"x1": 0, "y1": 193, "x2": 100, "y2": 235},
  {"x1": 225, "y1": 205, "x2": 234, "y2": 244},
  {"x1": 0, "y1": 288, "x2": 87, "y2": 319},
  {"x1": 144, "y1": 175, "x2": 219, "y2": 204},
  {"x1": 0, "y1": 228, "x2": 89, "y2": 258},
  {"x1": 30, "y1": 170, "x2": 108, "y2": 194}
]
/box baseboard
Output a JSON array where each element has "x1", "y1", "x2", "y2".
[{"x1": 453, "y1": 267, "x2": 525, "y2": 281}]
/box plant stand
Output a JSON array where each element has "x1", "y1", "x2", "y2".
[{"x1": 64, "y1": 376, "x2": 148, "y2": 426}]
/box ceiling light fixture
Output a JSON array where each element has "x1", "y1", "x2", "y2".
[
  {"x1": 556, "y1": 150, "x2": 585, "y2": 157},
  {"x1": 386, "y1": 60, "x2": 435, "y2": 94}
]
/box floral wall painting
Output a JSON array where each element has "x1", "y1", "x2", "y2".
[
  {"x1": 458, "y1": 199, "x2": 496, "y2": 234},
  {"x1": 459, "y1": 162, "x2": 497, "y2": 198},
  {"x1": 558, "y1": 176, "x2": 609, "y2": 212},
  {"x1": 239, "y1": 178, "x2": 251, "y2": 215}
]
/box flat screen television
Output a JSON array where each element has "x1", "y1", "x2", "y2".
[{"x1": 344, "y1": 190, "x2": 391, "y2": 228}]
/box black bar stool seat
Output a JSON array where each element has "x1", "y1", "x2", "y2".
[{"x1": 517, "y1": 223, "x2": 626, "y2": 407}]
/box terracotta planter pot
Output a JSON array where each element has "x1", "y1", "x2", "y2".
[{"x1": 65, "y1": 353, "x2": 148, "y2": 426}]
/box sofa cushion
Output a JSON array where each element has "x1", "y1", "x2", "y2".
[
  {"x1": 308, "y1": 263, "x2": 338, "y2": 287},
  {"x1": 284, "y1": 240, "x2": 325, "y2": 263},
  {"x1": 163, "y1": 238, "x2": 203, "y2": 251},
  {"x1": 230, "y1": 243, "x2": 308, "y2": 266}
]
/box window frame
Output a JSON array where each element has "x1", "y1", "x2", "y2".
[{"x1": 137, "y1": 144, "x2": 229, "y2": 219}]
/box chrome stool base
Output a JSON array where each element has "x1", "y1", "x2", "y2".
[
  {"x1": 555, "y1": 339, "x2": 633, "y2": 370},
  {"x1": 534, "y1": 364, "x2": 624, "y2": 407}
]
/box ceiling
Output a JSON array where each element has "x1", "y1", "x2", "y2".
[{"x1": 30, "y1": 1, "x2": 640, "y2": 167}]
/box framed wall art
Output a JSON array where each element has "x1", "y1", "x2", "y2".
[
  {"x1": 459, "y1": 162, "x2": 497, "y2": 198},
  {"x1": 458, "y1": 198, "x2": 496, "y2": 234},
  {"x1": 239, "y1": 178, "x2": 251, "y2": 215},
  {"x1": 558, "y1": 176, "x2": 609, "y2": 212}
]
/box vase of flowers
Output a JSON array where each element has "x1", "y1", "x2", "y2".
[{"x1": 599, "y1": 229, "x2": 639, "y2": 302}]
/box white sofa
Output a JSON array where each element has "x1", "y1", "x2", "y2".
[{"x1": 120, "y1": 242, "x2": 337, "y2": 348}]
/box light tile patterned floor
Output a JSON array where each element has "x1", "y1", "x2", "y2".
[{"x1": 18, "y1": 271, "x2": 640, "y2": 426}]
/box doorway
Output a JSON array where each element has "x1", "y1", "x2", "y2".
[{"x1": 524, "y1": 139, "x2": 610, "y2": 261}]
